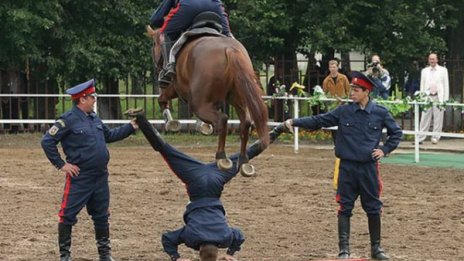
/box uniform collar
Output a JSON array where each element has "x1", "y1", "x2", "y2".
[
  {"x1": 354, "y1": 99, "x2": 375, "y2": 114},
  {"x1": 72, "y1": 105, "x2": 96, "y2": 120}
]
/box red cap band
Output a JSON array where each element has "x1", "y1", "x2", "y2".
[
  {"x1": 351, "y1": 77, "x2": 373, "y2": 91},
  {"x1": 71, "y1": 86, "x2": 96, "y2": 100}
]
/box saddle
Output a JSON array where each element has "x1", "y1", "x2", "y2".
[
  {"x1": 190, "y1": 11, "x2": 223, "y2": 32},
  {"x1": 168, "y1": 12, "x2": 225, "y2": 64}
]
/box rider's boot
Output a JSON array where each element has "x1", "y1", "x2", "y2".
[{"x1": 159, "y1": 34, "x2": 176, "y2": 86}]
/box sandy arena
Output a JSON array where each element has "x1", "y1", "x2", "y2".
[{"x1": 1, "y1": 135, "x2": 463, "y2": 261}]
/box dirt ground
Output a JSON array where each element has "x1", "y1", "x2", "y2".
[{"x1": 1, "y1": 136, "x2": 463, "y2": 261}]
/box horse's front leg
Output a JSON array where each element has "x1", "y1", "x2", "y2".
[{"x1": 159, "y1": 87, "x2": 181, "y2": 132}]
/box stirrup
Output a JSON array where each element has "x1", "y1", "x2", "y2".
[
  {"x1": 165, "y1": 63, "x2": 176, "y2": 77},
  {"x1": 158, "y1": 70, "x2": 172, "y2": 86}
]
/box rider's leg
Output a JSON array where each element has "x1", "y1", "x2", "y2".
[{"x1": 159, "y1": 33, "x2": 176, "y2": 85}]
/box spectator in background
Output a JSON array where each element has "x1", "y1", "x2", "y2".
[
  {"x1": 417, "y1": 53, "x2": 449, "y2": 144},
  {"x1": 366, "y1": 55, "x2": 391, "y2": 100},
  {"x1": 404, "y1": 60, "x2": 421, "y2": 97},
  {"x1": 267, "y1": 65, "x2": 288, "y2": 121},
  {"x1": 322, "y1": 60, "x2": 350, "y2": 99},
  {"x1": 266, "y1": 66, "x2": 283, "y2": 120}
]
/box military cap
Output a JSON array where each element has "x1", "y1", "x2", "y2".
[
  {"x1": 66, "y1": 79, "x2": 97, "y2": 100},
  {"x1": 350, "y1": 71, "x2": 375, "y2": 92}
]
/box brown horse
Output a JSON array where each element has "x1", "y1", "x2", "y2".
[{"x1": 147, "y1": 26, "x2": 269, "y2": 176}]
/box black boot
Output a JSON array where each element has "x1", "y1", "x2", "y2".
[
  {"x1": 337, "y1": 215, "x2": 350, "y2": 259},
  {"x1": 159, "y1": 35, "x2": 176, "y2": 85},
  {"x1": 368, "y1": 215, "x2": 389, "y2": 260},
  {"x1": 58, "y1": 223, "x2": 72, "y2": 261},
  {"x1": 95, "y1": 227, "x2": 115, "y2": 261}
]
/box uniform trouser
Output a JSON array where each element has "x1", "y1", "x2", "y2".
[
  {"x1": 336, "y1": 160, "x2": 383, "y2": 217},
  {"x1": 160, "y1": 0, "x2": 229, "y2": 37},
  {"x1": 58, "y1": 171, "x2": 111, "y2": 229},
  {"x1": 418, "y1": 95, "x2": 444, "y2": 142}
]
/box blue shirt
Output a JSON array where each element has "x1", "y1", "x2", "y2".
[
  {"x1": 41, "y1": 106, "x2": 135, "y2": 172},
  {"x1": 150, "y1": 0, "x2": 230, "y2": 36},
  {"x1": 293, "y1": 100, "x2": 402, "y2": 162}
]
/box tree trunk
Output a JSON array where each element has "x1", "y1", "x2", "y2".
[
  {"x1": 98, "y1": 76, "x2": 121, "y2": 127},
  {"x1": 320, "y1": 48, "x2": 335, "y2": 77},
  {"x1": 130, "y1": 72, "x2": 145, "y2": 95},
  {"x1": 341, "y1": 51, "x2": 351, "y2": 76},
  {"x1": 446, "y1": 13, "x2": 464, "y2": 130}
]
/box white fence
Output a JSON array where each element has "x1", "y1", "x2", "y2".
[{"x1": 1, "y1": 93, "x2": 463, "y2": 163}]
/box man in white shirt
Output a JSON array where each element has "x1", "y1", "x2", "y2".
[{"x1": 418, "y1": 53, "x2": 450, "y2": 144}]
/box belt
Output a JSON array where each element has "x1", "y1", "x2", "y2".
[{"x1": 429, "y1": 93, "x2": 438, "y2": 96}]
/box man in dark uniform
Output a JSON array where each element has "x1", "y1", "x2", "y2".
[
  {"x1": 149, "y1": 0, "x2": 232, "y2": 84},
  {"x1": 125, "y1": 109, "x2": 282, "y2": 261},
  {"x1": 279, "y1": 72, "x2": 402, "y2": 260},
  {"x1": 41, "y1": 79, "x2": 138, "y2": 261}
]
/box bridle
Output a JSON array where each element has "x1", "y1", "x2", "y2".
[{"x1": 151, "y1": 37, "x2": 163, "y2": 76}]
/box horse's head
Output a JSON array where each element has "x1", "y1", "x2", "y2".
[{"x1": 146, "y1": 25, "x2": 163, "y2": 74}]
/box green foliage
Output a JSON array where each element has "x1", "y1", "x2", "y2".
[
  {"x1": 0, "y1": 1, "x2": 63, "y2": 66},
  {"x1": 225, "y1": 0, "x2": 463, "y2": 77},
  {"x1": 0, "y1": 0, "x2": 153, "y2": 88},
  {"x1": 225, "y1": 0, "x2": 303, "y2": 63},
  {"x1": 57, "y1": 0, "x2": 153, "y2": 83},
  {"x1": 375, "y1": 96, "x2": 413, "y2": 116},
  {"x1": 1, "y1": 0, "x2": 463, "y2": 99},
  {"x1": 273, "y1": 130, "x2": 333, "y2": 144}
]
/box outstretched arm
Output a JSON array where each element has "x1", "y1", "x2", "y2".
[
  {"x1": 226, "y1": 228, "x2": 245, "y2": 256},
  {"x1": 162, "y1": 228, "x2": 185, "y2": 261}
]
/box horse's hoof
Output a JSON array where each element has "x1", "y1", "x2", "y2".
[
  {"x1": 165, "y1": 120, "x2": 181, "y2": 132},
  {"x1": 198, "y1": 122, "x2": 214, "y2": 136},
  {"x1": 240, "y1": 163, "x2": 255, "y2": 177},
  {"x1": 217, "y1": 158, "x2": 233, "y2": 170}
]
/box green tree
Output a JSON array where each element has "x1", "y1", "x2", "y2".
[{"x1": 55, "y1": 0, "x2": 153, "y2": 118}]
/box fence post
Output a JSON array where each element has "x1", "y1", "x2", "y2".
[
  {"x1": 293, "y1": 97, "x2": 299, "y2": 154},
  {"x1": 414, "y1": 102, "x2": 420, "y2": 163},
  {"x1": 94, "y1": 98, "x2": 98, "y2": 115}
]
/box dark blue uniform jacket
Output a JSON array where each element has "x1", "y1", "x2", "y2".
[
  {"x1": 41, "y1": 106, "x2": 135, "y2": 172},
  {"x1": 293, "y1": 100, "x2": 402, "y2": 162},
  {"x1": 150, "y1": 0, "x2": 230, "y2": 36}
]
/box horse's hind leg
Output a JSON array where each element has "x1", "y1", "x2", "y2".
[
  {"x1": 236, "y1": 108, "x2": 255, "y2": 177},
  {"x1": 195, "y1": 103, "x2": 232, "y2": 170},
  {"x1": 158, "y1": 87, "x2": 181, "y2": 132}
]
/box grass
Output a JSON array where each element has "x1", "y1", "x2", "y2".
[{"x1": 382, "y1": 152, "x2": 464, "y2": 169}]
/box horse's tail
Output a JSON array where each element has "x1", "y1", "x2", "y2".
[{"x1": 225, "y1": 47, "x2": 269, "y2": 147}]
